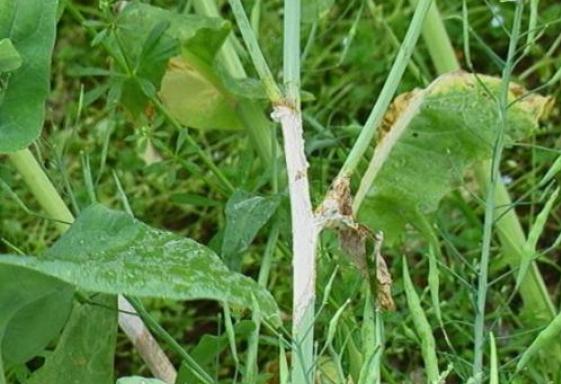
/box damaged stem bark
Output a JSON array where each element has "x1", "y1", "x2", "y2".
[{"x1": 272, "y1": 105, "x2": 318, "y2": 383}]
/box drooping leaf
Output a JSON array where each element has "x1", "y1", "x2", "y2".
[
  {"x1": 0, "y1": 0, "x2": 59, "y2": 153},
  {"x1": 27, "y1": 295, "x2": 117, "y2": 384},
  {"x1": 221, "y1": 191, "x2": 281, "y2": 271},
  {"x1": 0, "y1": 204, "x2": 280, "y2": 324},
  {"x1": 0, "y1": 266, "x2": 73, "y2": 380},
  {"x1": 358, "y1": 72, "x2": 552, "y2": 242},
  {"x1": 0, "y1": 38, "x2": 22, "y2": 73}
]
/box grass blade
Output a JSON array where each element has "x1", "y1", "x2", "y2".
[
  {"x1": 402, "y1": 258, "x2": 439, "y2": 383},
  {"x1": 517, "y1": 311, "x2": 561, "y2": 371}
]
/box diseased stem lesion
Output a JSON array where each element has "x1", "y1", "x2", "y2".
[{"x1": 271, "y1": 103, "x2": 318, "y2": 383}]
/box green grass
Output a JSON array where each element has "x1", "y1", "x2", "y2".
[{"x1": 2, "y1": 0, "x2": 561, "y2": 383}]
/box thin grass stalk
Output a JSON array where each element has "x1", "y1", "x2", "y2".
[
  {"x1": 337, "y1": 0, "x2": 433, "y2": 179},
  {"x1": 193, "y1": 0, "x2": 275, "y2": 164},
  {"x1": 245, "y1": 224, "x2": 280, "y2": 382},
  {"x1": 402, "y1": 258, "x2": 439, "y2": 382},
  {"x1": 227, "y1": 0, "x2": 283, "y2": 103},
  {"x1": 489, "y1": 332, "x2": 499, "y2": 384},
  {"x1": 421, "y1": 0, "x2": 556, "y2": 334},
  {"x1": 7, "y1": 148, "x2": 177, "y2": 383},
  {"x1": 474, "y1": 3, "x2": 524, "y2": 379}
]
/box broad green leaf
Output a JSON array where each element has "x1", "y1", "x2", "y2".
[
  {"x1": 27, "y1": 295, "x2": 117, "y2": 384},
  {"x1": 221, "y1": 191, "x2": 280, "y2": 271},
  {"x1": 0, "y1": 38, "x2": 21, "y2": 73},
  {"x1": 113, "y1": 2, "x2": 243, "y2": 131},
  {"x1": 159, "y1": 57, "x2": 243, "y2": 130},
  {"x1": 2, "y1": 284, "x2": 73, "y2": 368},
  {"x1": 117, "y1": 378, "x2": 167, "y2": 384},
  {"x1": 0, "y1": 204, "x2": 280, "y2": 324},
  {"x1": 0, "y1": 266, "x2": 73, "y2": 381},
  {"x1": 0, "y1": 0, "x2": 59, "y2": 153},
  {"x1": 358, "y1": 72, "x2": 552, "y2": 241}
]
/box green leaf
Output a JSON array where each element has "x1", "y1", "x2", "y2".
[
  {"x1": 27, "y1": 295, "x2": 117, "y2": 384},
  {"x1": 113, "y1": 2, "x2": 239, "y2": 127},
  {"x1": 159, "y1": 56, "x2": 243, "y2": 130},
  {"x1": 2, "y1": 284, "x2": 73, "y2": 368},
  {"x1": 176, "y1": 320, "x2": 255, "y2": 384},
  {"x1": 0, "y1": 38, "x2": 21, "y2": 73},
  {"x1": 0, "y1": 0, "x2": 59, "y2": 153},
  {"x1": 117, "y1": 378, "x2": 167, "y2": 384},
  {"x1": 302, "y1": 0, "x2": 334, "y2": 23},
  {"x1": 357, "y1": 72, "x2": 552, "y2": 242},
  {"x1": 221, "y1": 191, "x2": 280, "y2": 271},
  {"x1": 0, "y1": 266, "x2": 73, "y2": 380},
  {"x1": 0, "y1": 204, "x2": 280, "y2": 324}
]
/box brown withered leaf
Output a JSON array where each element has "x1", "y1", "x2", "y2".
[{"x1": 322, "y1": 178, "x2": 395, "y2": 310}]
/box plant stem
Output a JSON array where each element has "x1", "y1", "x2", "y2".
[
  {"x1": 424, "y1": 1, "x2": 555, "y2": 322},
  {"x1": 281, "y1": 1, "x2": 319, "y2": 383},
  {"x1": 8, "y1": 149, "x2": 74, "y2": 232},
  {"x1": 193, "y1": 0, "x2": 275, "y2": 164},
  {"x1": 337, "y1": 0, "x2": 433, "y2": 179},
  {"x1": 125, "y1": 296, "x2": 214, "y2": 384},
  {"x1": 473, "y1": 0, "x2": 521, "y2": 369},
  {"x1": 7, "y1": 147, "x2": 177, "y2": 383},
  {"x1": 228, "y1": 0, "x2": 283, "y2": 103},
  {"x1": 417, "y1": 0, "x2": 556, "y2": 379},
  {"x1": 229, "y1": 1, "x2": 318, "y2": 381},
  {"x1": 414, "y1": 1, "x2": 458, "y2": 74}
]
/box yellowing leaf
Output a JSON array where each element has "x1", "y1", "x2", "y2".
[
  {"x1": 159, "y1": 57, "x2": 243, "y2": 130},
  {"x1": 357, "y1": 72, "x2": 552, "y2": 242}
]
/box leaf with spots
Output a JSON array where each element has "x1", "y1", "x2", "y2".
[
  {"x1": 0, "y1": 204, "x2": 280, "y2": 325},
  {"x1": 356, "y1": 72, "x2": 552, "y2": 242}
]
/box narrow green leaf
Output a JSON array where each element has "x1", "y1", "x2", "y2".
[
  {"x1": 221, "y1": 191, "x2": 280, "y2": 270},
  {"x1": 357, "y1": 72, "x2": 552, "y2": 242},
  {"x1": 517, "y1": 310, "x2": 561, "y2": 371},
  {"x1": 402, "y1": 258, "x2": 439, "y2": 382},
  {"x1": 0, "y1": 38, "x2": 21, "y2": 72},
  {"x1": 516, "y1": 187, "x2": 560, "y2": 289},
  {"x1": 0, "y1": 204, "x2": 280, "y2": 324},
  {"x1": 539, "y1": 154, "x2": 561, "y2": 187},
  {"x1": 0, "y1": 0, "x2": 59, "y2": 153},
  {"x1": 489, "y1": 332, "x2": 499, "y2": 384},
  {"x1": 27, "y1": 295, "x2": 118, "y2": 384}
]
